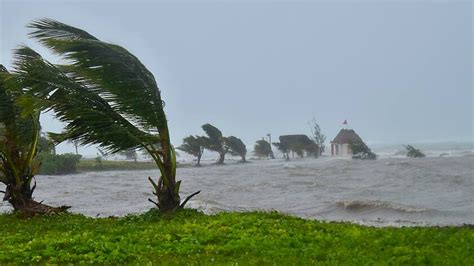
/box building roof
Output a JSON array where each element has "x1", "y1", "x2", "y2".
[{"x1": 331, "y1": 129, "x2": 364, "y2": 144}]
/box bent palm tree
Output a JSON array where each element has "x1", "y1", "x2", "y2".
[
  {"x1": 177, "y1": 135, "x2": 205, "y2": 166},
  {"x1": 254, "y1": 139, "x2": 272, "y2": 158},
  {"x1": 201, "y1": 123, "x2": 227, "y2": 164},
  {"x1": 225, "y1": 136, "x2": 247, "y2": 162},
  {"x1": 13, "y1": 19, "x2": 199, "y2": 212},
  {"x1": 0, "y1": 65, "x2": 67, "y2": 214}
]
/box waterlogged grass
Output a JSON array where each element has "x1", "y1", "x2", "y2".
[
  {"x1": 0, "y1": 210, "x2": 472, "y2": 264},
  {"x1": 76, "y1": 159, "x2": 159, "y2": 172},
  {"x1": 76, "y1": 159, "x2": 192, "y2": 172}
]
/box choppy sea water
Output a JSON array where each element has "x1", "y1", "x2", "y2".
[{"x1": 1, "y1": 147, "x2": 473, "y2": 227}]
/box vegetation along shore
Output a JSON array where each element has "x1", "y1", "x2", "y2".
[{"x1": 0, "y1": 209, "x2": 472, "y2": 264}]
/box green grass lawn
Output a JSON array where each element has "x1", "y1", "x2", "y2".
[{"x1": 0, "y1": 209, "x2": 472, "y2": 264}]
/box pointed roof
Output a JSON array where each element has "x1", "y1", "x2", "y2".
[{"x1": 331, "y1": 129, "x2": 364, "y2": 144}]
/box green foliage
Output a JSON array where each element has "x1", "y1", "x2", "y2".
[
  {"x1": 309, "y1": 118, "x2": 326, "y2": 154},
  {"x1": 76, "y1": 159, "x2": 158, "y2": 172},
  {"x1": 254, "y1": 140, "x2": 272, "y2": 158},
  {"x1": 350, "y1": 141, "x2": 377, "y2": 160},
  {"x1": 225, "y1": 136, "x2": 247, "y2": 162},
  {"x1": 38, "y1": 153, "x2": 82, "y2": 175},
  {"x1": 0, "y1": 64, "x2": 42, "y2": 208},
  {"x1": 405, "y1": 145, "x2": 426, "y2": 158},
  {"x1": 38, "y1": 135, "x2": 55, "y2": 154},
  {"x1": 201, "y1": 123, "x2": 227, "y2": 164},
  {"x1": 0, "y1": 211, "x2": 472, "y2": 264},
  {"x1": 13, "y1": 18, "x2": 188, "y2": 211},
  {"x1": 201, "y1": 124, "x2": 225, "y2": 153},
  {"x1": 278, "y1": 135, "x2": 319, "y2": 158},
  {"x1": 177, "y1": 135, "x2": 205, "y2": 165},
  {"x1": 273, "y1": 142, "x2": 290, "y2": 160}
]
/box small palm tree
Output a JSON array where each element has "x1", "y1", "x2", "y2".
[
  {"x1": 273, "y1": 142, "x2": 290, "y2": 161},
  {"x1": 254, "y1": 139, "x2": 272, "y2": 158},
  {"x1": 0, "y1": 65, "x2": 67, "y2": 214},
  {"x1": 405, "y1": 145, "x2": 425, "y2": 158},
  {"x1": 225, "y1": 136, "x2": 247, "y2": 162},
  {"x1": 201, "y1": 123, "x2": 227, "y2": 164},
  {"x1": 13, "y1": 19, "x2": 199, "y2": 212},
  {"x1": 177, "y1": 135, "x2": 205, "y2": 166}
]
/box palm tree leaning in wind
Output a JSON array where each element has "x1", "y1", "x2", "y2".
[
  {"x1": 13, "y1": 19, "x2": 199, "y2": 212},
  {"x1": 0, "y1": 65, "x2": 68, "y2": 214}
]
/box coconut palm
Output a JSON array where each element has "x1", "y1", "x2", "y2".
[
  {"x1": 0, "y1": 65, "x2": 67, "y2": 214},
  {"x1": 177, "y1": 135, "x2": 205, "y2": 166},
  {"x1": 201, "y1": 123, "x2": 227, "y2": 164},
  {"x1": 225, "y1": 136, "x2": 247, "y2": 162},
  {"x1": 12, "y1": 18, "x2": 199, "y2": 212},
  {"x1": 254, "y1": 139, "x2": 272, "y2": 158}
]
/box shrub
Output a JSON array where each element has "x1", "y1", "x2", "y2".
[
  {"x1": 38, "y1": 153, "x2": 82, "y2": 175},
  {"x1": 405, "y1": 145, "x2": 426, "y2": 158}
]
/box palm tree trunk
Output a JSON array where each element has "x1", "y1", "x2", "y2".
[
  {"x1": 217, "y1": 152, "x2": 225, "y2": 164},
  {"x1": 4, "y1": 179, "x2": 69, "y2": 215},
  {"x1": 196, "y1": 154, "x2": 202, "y2": 166}
]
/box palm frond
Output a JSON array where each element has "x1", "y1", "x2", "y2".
[
  {"x1": 12, "y1": 46, "x2": 159, "y2": 153},
  {"x1": 28, "y1": 18, "x2": 166, "y2": 132}
]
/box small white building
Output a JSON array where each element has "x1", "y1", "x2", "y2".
[{"x1": 330, "y1": 129, "x2": 365, "y2": 156}]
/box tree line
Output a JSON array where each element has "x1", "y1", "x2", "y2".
[{"x1": 177, "y1": 121, "x2": 327, "y2": 165}]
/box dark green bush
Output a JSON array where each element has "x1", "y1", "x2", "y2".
[{"x1": 38, "y1": 153, "x2": 82, "y2": 175}]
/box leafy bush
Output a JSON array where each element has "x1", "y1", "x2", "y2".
[
  {"x1": 38, "y1": 153, "x2": 82, "y2": 175},
  {"x1": 350, "y1": 141, "x2": 377, "y2": 160},
  {"x1": 405, "y1": 145, "x2": 426, "y2": 158}
]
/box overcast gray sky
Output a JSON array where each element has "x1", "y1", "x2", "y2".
[{"x1": 1, "y1": 0, "x2": 472, "y2": 156}]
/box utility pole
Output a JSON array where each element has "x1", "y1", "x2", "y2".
[{"x1": 267, "y1": 133, "x2": 275, "y2": 159}]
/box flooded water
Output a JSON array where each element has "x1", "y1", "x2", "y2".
[{"x1": 1, "y1": 150, "x2": 473, "y2": 227}]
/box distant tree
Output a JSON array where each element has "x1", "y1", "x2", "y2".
[
  {"x1": 273, "y1": 142, "x2": 290, "y2": 161},
  {"x1": 278, "y1": 135, "x2": 319, "y2": 158},
  {"x1": 177, "y1": 135, "x2": 205, "y2": 166},
  {"x1": 309, "y1": 118, "x2": 326, "y2": 155},
  {"x1": 38, "y1": 134, "x2": 55, "y2": 154},
  {"x1": 350, "y1": 141, "x2": 377, "y2": 160},
  {"x1": 405, "y1": 145, "x2": 425, "y2": 158},
  {"x1": 68, "y1": 139, "x2": 80, "y2": 155},
  {"x1": 119, "y1": 148, "x2": 138, "y2": 162},
  {"x1": 201, "y1": 123, "x2": 227, "y2": 164},
  {"x1": 254, "y1": 139, "x2": 272, "y2": 158},
  {"x1": 225, "y1": 136, "x2": 247, "y2": 162}
]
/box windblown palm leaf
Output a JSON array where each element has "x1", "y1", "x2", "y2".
[{"x1": 13, "y1": 18, "x2": 199, "y2": 212}]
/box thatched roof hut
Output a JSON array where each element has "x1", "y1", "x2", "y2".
[{"x1": 330, "y1": 129, "x2": 365, "y2": 156}]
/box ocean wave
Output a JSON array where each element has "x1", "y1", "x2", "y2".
[{"x1": 336, "y1": 200, "x2": 429, "y2": 213}]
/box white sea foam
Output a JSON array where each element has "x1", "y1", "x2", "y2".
[{"x1": 1, "y1": 145, "x2": 473, "y2": 227}]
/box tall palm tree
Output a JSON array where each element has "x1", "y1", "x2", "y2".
[
  {"x1": 177, "y1": 135, "x2": 205, "y2": 166},
  {"x1": 225, "y1": 136, "x2": 247, "y2": 162},
  {"x1": 0, "y1": 65, "x2": 67, "y2": 214},
  {"x1": 201, "y1": 123, "x2": 227, "y2": 164},
  {"x1": 12, "y1": 19, "x2": 199, "y2": 212}
]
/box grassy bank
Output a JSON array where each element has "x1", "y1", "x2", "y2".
[
  {"x1": 76, "y1": 159, "x2": 160, "y2": 172},
  {"x1": 0, "y1": 210, "x2": 472, "y2": 264}
]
